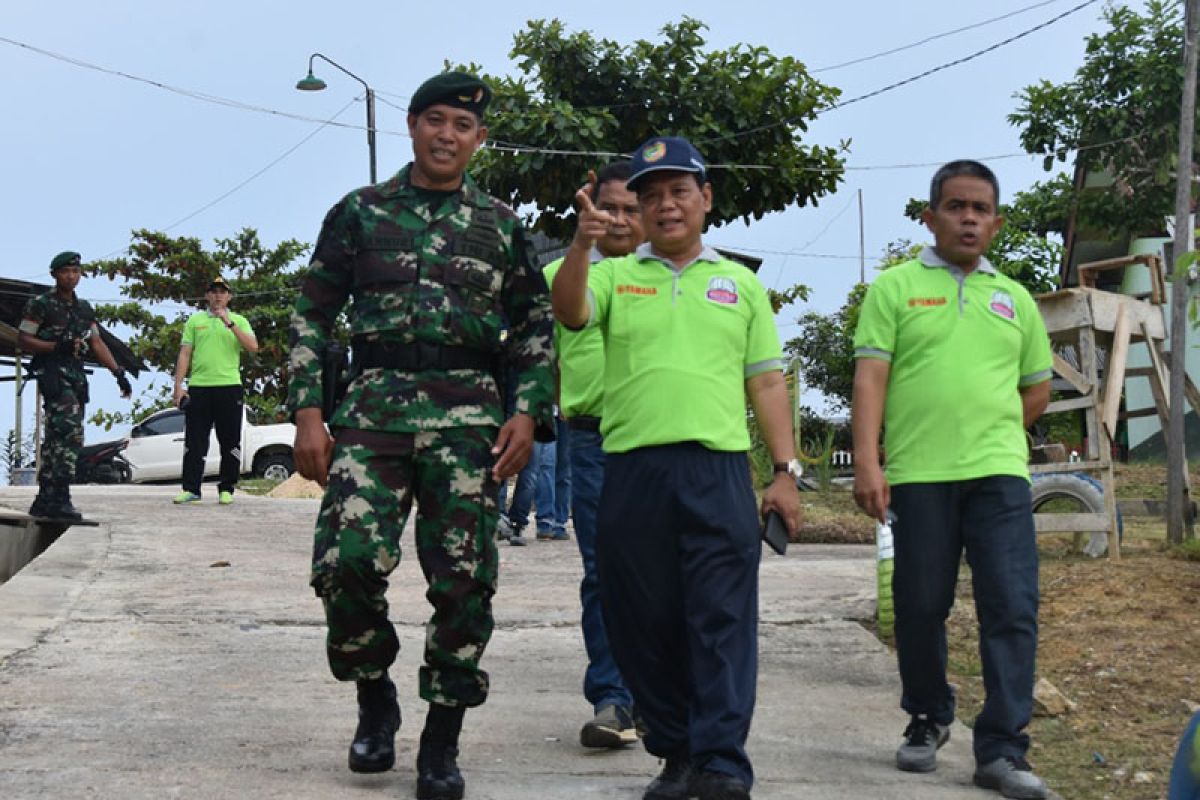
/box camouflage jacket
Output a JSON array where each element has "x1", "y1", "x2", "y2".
[
  {"x1": 287, "y1": 164, "x2": 556, "y2": 433},
  {"x1": 20, "y1": 290, "x2": 95, "y2": 383}
]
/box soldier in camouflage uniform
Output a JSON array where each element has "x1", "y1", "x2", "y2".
[
  {"x1": 288, "y1": 71, "x2": 555, "y2": 800},
  {"x1": 18, "y1": 251, "x2": 132, "y2": 519}
]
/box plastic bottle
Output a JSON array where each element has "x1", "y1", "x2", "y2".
[{"x1": 876, "y1": 514, "x2": 895, "y2": 636}]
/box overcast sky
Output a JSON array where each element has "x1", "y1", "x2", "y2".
[{"x1": 0, "y1": 0, "x2": 1149, "y2": 445}]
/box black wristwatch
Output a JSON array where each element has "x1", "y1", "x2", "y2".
[{"x1": 225, "y1": 320, "x2": 235, "y2": 329}]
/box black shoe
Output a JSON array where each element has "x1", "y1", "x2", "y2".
[
  {"x1": 690, "y1": 769, "x2": 752, "y2": 800},
  {"x1": 644, "y1": 757, "x2": 692, "y2": 800},
  {"x1": 416, "y1": 704, "x2": 466, "y2": 800},
  {"x1": 348, "y1": 677, "x2": 400, "y2": 773},
  {"x1": 53, "y1": 483, "x2": 83, "y2": 521},
  {"x1": 28, "y1": 484, "x2": 54, "y2": 518},
  {"x1": 416, "y1": 738, "x2": 464, "y2": 800},
  {"x1": 896, "y1": 714, "x2": 950, "y2": 773}
]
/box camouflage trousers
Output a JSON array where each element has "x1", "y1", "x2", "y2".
[
  {"x1": 311, "y1": 425, "x2": 500, "y2": 707},
  {"x1": 37, "y1": 385, "x2": 84, "y2": 483}
]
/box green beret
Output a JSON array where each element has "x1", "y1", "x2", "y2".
[
  {"x1": 49, "y1": 251, "x2": 82, "y2": 273},
  {"x1": 408, "y1": 71, "x2": 491, "y2": 117}
]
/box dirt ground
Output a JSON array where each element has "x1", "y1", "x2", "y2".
[{"x1": 797, "y1": 464, "x2": 1200, "y2": 800}]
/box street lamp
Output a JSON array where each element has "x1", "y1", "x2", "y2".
[{"x1": 296, "y1": 53, "x2": 377, "y2": 184}]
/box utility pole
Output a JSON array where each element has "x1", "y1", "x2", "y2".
[{"x1": 1168, "y1": 0, "x2": 1200, "y2": 544}]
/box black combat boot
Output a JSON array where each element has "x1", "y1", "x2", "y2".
[
  {"x1": 416, "y1": 703, "x2": 466, "y2": 800},
  {"x1": 348, "y1": 675, "x2": 400, "y2": 773},
  {"x1": 51, "y1": 481, "x2": 82, "y2": 521},
  {"x1": 28, "y1": 481, "x2": 54, "y2": 518}
]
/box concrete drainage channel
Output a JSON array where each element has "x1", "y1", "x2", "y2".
[{"x1": 0, "y1": 509, "x2": 97, "y2": 584}]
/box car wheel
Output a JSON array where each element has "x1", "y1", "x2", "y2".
[{"x1": 256, "y1": 452, "x2": 294, "y2": 482}]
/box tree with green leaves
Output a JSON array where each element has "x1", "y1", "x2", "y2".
[
  {"x1": 85, "y1": 228, "x2": 310, "y2": 428},
  {"x1": 786, "y1": 240, "x2": 917, "y2": 413},
  {"x1": 1009, "y1": 0, "x2": 1191, "y2": 237},
  {"x1": 460, "y1": 17, "x2": 847, "y2": 241}
]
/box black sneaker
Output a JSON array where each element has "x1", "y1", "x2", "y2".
[
  {"x1": 896, "y1": 714, "x2": 949, "y2": 773},
  {"x1": 643, "y1": 758, "x2": 692, "y2": 800},
  {"x1": 580, "y1": 704, "x2": 639, "y2": 748}
]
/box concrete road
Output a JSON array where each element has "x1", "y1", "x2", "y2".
[{"x1": 0, "y1": 485, "x2": 998, "y2": 799}]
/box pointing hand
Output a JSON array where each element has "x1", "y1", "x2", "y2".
[{"x1": 571, "y1": 170, "x2": 613, "y2": 251}]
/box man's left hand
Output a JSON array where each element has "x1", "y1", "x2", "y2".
[
  {"x1": 491, "y1": 413, "x2": 535, "y2": 481},
  {"x1": 761, "y1": 473, "x2": 803, "y2": 535}
]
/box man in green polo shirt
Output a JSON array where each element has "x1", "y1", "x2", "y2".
[
  {"x1": 172, "y1": 276, "x2": 258, "y2": 506},
  {"x1": 543, "y1": 160, "x2": 643, "y2": 750},
  {"x1": 851, "y1": 159, "x2": 1052, "y2": 800},
  {"x1": 552, "y1": 136, "x2": 802, "y2": 800}
]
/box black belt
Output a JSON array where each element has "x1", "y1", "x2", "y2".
[
  {"x1": 353, "y1": 340, "x2": 497, "y2": 372},
  {"x1": 567, "y1": 415, "x2": 601, "y2": 432}
]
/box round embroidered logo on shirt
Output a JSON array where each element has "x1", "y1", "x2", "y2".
[
  {"x1": 989, "y1": 290, "x2": 1015, "y2": 320},
  {"x1": 706, "y1": 277, "x2": 739, "y2": 305}
]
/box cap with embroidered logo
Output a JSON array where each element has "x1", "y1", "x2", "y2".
[
  {"x1": 626, "y1": 136, "x2": 707, "y2": 191},
  {"x1": 207, "y1": 276, "x2": 232, "y2": 292}
]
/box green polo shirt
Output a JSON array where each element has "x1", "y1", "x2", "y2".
[
  {"x1": 585, "y1": 243, "x2": 783, "y2": 454},
  {"x1": 181, "y1": 310, "x2": 253, "y2": 387},
  {"x1": 544, "y1": 252, "x2": 605, "y2": 419},
  {"x1": 853, "y1": 248, "x2": 1052, "y2": 484}
]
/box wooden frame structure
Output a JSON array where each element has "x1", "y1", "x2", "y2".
[
  {"x1": 1032, "y1": 255, "x2": 1200, "y2": 556},
  {"x1": 1034, "y1": 254, "x2": 1199, "y2": 558}
]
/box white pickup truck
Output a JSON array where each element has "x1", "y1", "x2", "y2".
[{"x1": 123, "y1": 406, "x2": 295, "y2": 483}]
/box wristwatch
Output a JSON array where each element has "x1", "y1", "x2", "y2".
[
  {"x1": 225, "y1": 320, "x2": 235, "y2": 329},
  {"x1": 773, "y1": 459, "x2": 804, "y2": 481}
]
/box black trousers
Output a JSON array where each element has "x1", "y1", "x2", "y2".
[
  {"x1": 890, "y1": 476, "x2": 1039, "y2": 763},
  {"x1": 182, "y1": 385, "x2": 244, "y2": 495},
  {"x1": 596, "y1": 442, "x2": 760, "y2": 788}
]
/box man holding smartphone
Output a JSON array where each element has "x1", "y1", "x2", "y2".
[{"x1": 172, "y1": 276, "x2": 258, "y2": 506}]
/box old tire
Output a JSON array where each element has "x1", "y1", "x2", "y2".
[
  {"x1": 255, "y1": 452, "x2": 294, "y2": 482},
  {"x1": 1031, "y1": 472, "x2": 1123, "y2": 556}
]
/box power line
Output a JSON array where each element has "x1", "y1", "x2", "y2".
[
  {"x1": 0, "y1": 35, "x2": 413, "y2": 139},
  {"x1": 812, "y1": 0, "x2": 1067, "y2": 72},
  {"x1": 694, "y1": 0, "x2": 1101, "y2": 146},
  {"x1": 13, "y1": 97, "x2": 359, "y2": 280}
]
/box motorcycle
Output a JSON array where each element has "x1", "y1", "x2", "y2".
[{"x1": 73, "y1": 438, "x2": 132, "y2": 484}]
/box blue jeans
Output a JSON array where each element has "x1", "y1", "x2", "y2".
[
  {"x1": 890, "y1": 476, "x2": 1039, "y2": 764},
  {"x1": 535, "y1": 418, "x2": 571, "y2": 534},
  {"x1": 501, "y1": 446, "x2": 540, "y2": 534},
  {"x1": 569, "y1": 427, "x2": 632, "y2": 711}
]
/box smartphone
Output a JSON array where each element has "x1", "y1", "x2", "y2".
[{"x1": 761, "y1": 510, "x2": 788, "y2": 556}]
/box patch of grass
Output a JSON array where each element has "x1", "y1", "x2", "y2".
[{"x1": 1170, "y1": 537, "x2": 1200, "y2": 562}]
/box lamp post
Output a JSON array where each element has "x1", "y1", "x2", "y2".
[{"x1": 296, "y1": 53, "x2": 377, "y2": 183}]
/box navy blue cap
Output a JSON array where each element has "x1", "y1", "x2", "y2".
[{"x1": 626, "y1": 136, "x2": 706, "y2": 191}]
